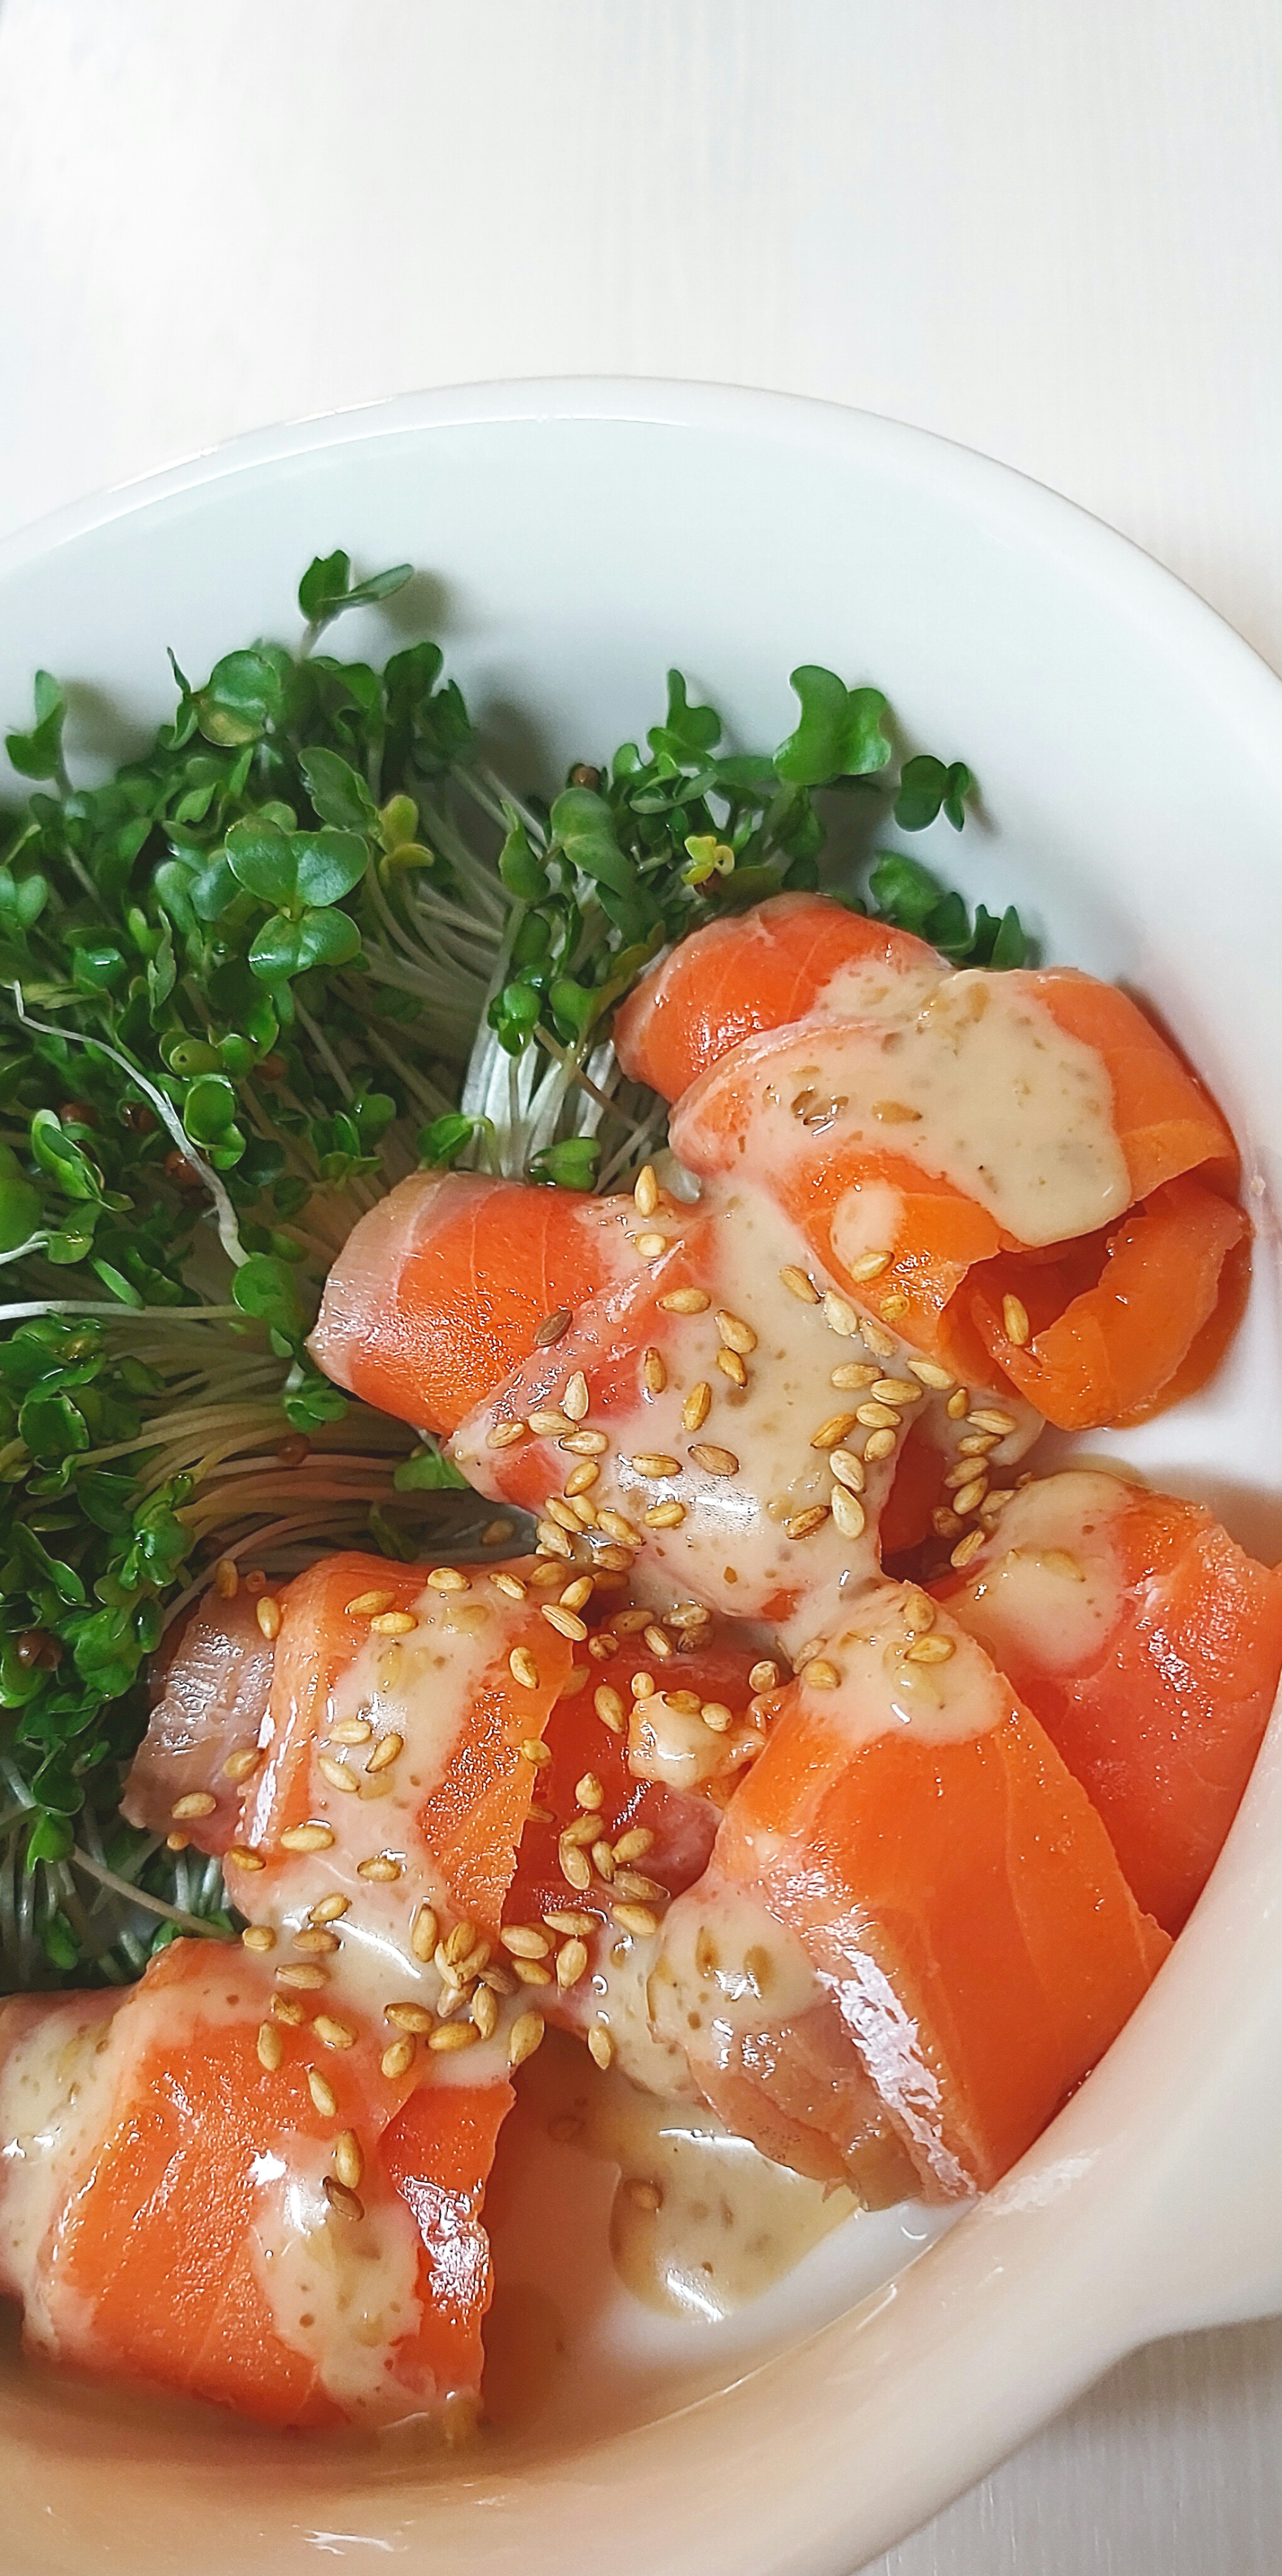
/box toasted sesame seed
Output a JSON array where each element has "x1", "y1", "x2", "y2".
[
  {"x1": 329, "y1": 2128, "x2": 363, "y2": 2189},
  {"x1": 366, "y1": 1733, "x2": 408, "y2": 1786},
  {"x1": 256, "y1": 2020, "x2": 283, "y2": 2072},
  {"x1": 331, "y1": 1716, "x2": 373, "y2": 1746},
  {"x1": 560, "y1": 1815, "x2": 602, "y2": 1850},
  {"x1": 630, "y1": 1452, "x2": 682, "y2": 1479},
  {"x1": 829, "y1": 1362, "x2": 879, "y2": 1391},
  {"x1": 587, "y1": 2023, "x2": 615, "y2": 2070},
  {"x1": 487, "y1": 1418, "x2": 529, "y2": 1448},
  {"x1": 509, "y1": 1647, "x2": 541, "y2": 1692},
  {"x1": 780, "y1": 1264, "x2": 820, "y2": 1302},
  {"x1": 658, "y1": 1287, "x2": 710, "y2": 1313},
  {"x1": 560, "y1": 1844, "x2": 592, "y2": 1891},
  {"x1": 280, "y1": 1822, "x2": 336, "y2": 1852},
  {"x1": 801, "y1": 1658, "x2": 840, "y2": 1689},
  {"x1": 831, "y1": 1483, "x2": 867, "y2": 1539},
  {"x1": 562, "y1": 1371, "x2": 590, "y2": 1422},
  {"x1": 859, "y1": 1318, "x2": 896, "y2": 1360},
  {"x1": 879, "y1": 1293, "x2": 910, "y2": 1322},
  {"x1": 293, "y1": 1927, "x2": 340, "y2": 1956},
  {"x1": 634, "y1": 1163, "x2": 659, "y2": 1217},
  {"x1": 357, "y1": 1852, "x2": 402, "y2": 1881},
  {"x1": 270, "y1": 1996, "x2": 306, "y2": 2027},
  {"x1": 635, "y1": 1230, "x2": 668, "y2": 1258},
  {"x1": 847, "y1": 1248, "x2": 893, "y2": 1283},
  {"x1": 397, "y1": 1901, "x2": 434, "y2": 1966},
  {"x1": 715, "y1": 1309, "x2": 757, "y2": 1355},
  {"x1": 345, "y1": 1587, "x2": 395, "y2": 1617},
  {"x1": 612, "y1": 1902, "x2": 661, "y2": 1938},
  {"x1": 276, "y1": 1962, "x2": 329, "y2": 1991},
  {"x1": 515, "y1": 1736, "x2": 551, "y2": 1771},
  {"x1": 699, "y1": 1700, "x2": 734, "y2": 1732},
  {"x1": 256, "y1": 1596, "x2": 282, "y2": 1642},
  {"x1": 593, "y1": 1684, "x2": 626, "y2": 1733},
  {"x1": 810, "y1": 1410, "x2": 861, "y2": 1451},
  {"x1": 675, "y1": 1386, "x2": 711, "y2": 1443},
  {"x1": 241, "y1": 1924, "x2": 276, "y2": 1954},
  {"x1": 313, "y1": 2015, "x2": 356, "y2": 2051},
  {"x1": 641, "y1": 1624, "x2": 673, "y2": 1659},
  {"x1": 508, "y1": 2011, "x2": 546, "y2": 2068},
  {"x1": 822, "y1": 1288, "x2": 861, "y2": 1337},
  {"x1": 562, "y1": 1428, "x2": 609, "y2": 1456},
  {"x1": 717, "y1": 1345, "x2": 749, "y2": 1386},
  {"x1": 908, "y1": 1357, "x2": 955, "y2": 1390},
  {"x1": 512, "y1": 1955, "x2": 553, "y2": 1985},
  {"x1": 301, "y1": 2067, "x2": 337, "y2": 2118},
  {"x1": 615, "y1": 1830, "x2": 658, "y2": 1872},
  {"x1": 222, "y1": 1746, "x2": 262, "y2": 1783},
  {"x1": 472, "y1": 1982, "x2": 499, "y2": 2039},
  {"x1": 539, "y1": 1603, "x2": 587, "y2": 1643},
  {"x1": 529, "y1": 1408, "x2": 576, "y2": 1438},
  {"x1": 951, "y1": 1476, "x2": 989, "y2": 1517},
  {"x1": 491, "y1": 1572, "x2": 528, "y2": 1603},
  {"x1": 243, "y1": 1570, "x2": 267, "y2": 1596},
  {"x1": 426, "y1": 1566, "x2": 470, "y2": 1594},
  {"x1": 533, "y1": 1307, "x2": 573, "y2": 1348},
  {"x1": 535, "y1": 1527, "x2": 576, "y2": 1563},
  {"x1": 969, "y1": 1408, "x2": 1019, "y2": 1437},
  {"x1": 382, "y1": 2036, "x2": 416, "y2": 2079},
  {"x1": 786, "y1": 1505, "x2": 830, "y2": 1539},
  {"x1": 214, "y1": 1556, "x2": 239, "y2": 1600},
  {"x1": 631, "y1": 1670, "x2": 657, "y2": 1699},
  {"x1": 226, "y1": 1844, "x2": 266, "y2": 1871},
  {"x1": 323, "y1": 2177, "x2": 364, "y2": 2221},
  {"x1": 317, "y1": 1753, "x2": 360, "y2": 1796},
  {"x1": 749, "y1": 1659, "x2": 779, "y2": 1692},
  {"x1": 951, "y1": 1526, "x2": 987, "y2": 1569},
  {"x1": 371, "y1": 1609, "x2": 417, "y2": 1636},
  {"x1": 1002, "y1": 1294, "x2": 1031, "y2": 1347},
  {"x1": 502, "y1": 1923, "x2": 553, "y2": 1963},
  {"x1": 385, "y1": 2000, "x2": 435, "y2": 2033},
  {"x1": 906, "y1": 1633, "x2": 956, "y2": 1664},
  {"x1": 943, "y1": 1456, "x2": 983, "y2": 1490},
  {"x1": 689, "y1": 1442, "x2": 738, "y2": 1477},
  {"x1": 542, "y1": 1499, "x2": 579, "y2": 1536},
  {"x1": 946, "y1": 1387, "x2": 971, "y2": 1420},
  {"x1": 556, "y1": 1938, "x2": 590, "y2": 1990},
  {"x1": 932, "y1": 1505, "x2": 965, "y2": 1537},
  {"x1": 170, "y1": 1790, "x2": 217, "y2": 1820},
  {"x1": 872, "y1": 1379, "x2": 921, "y2": 1408},
  {"x1": 863, "y1": 1427, "x2": 899, "y2": 1462},
  {"x1": 667, "y1": 1599, "x2": 711, "y2": 1628},
  {"x1": 573, "y1": 1773, "x2": 604, "y2": 1815},
  {"x1": 855, "y1": 1400, "x2": 900, "y2": 1431}
]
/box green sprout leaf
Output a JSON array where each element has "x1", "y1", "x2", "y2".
[
  {"x1": 894, "y1": 755, "x2": 976, "y2": 832},
  {"x1": 775, "y1": 668, "x2": 892, "y2": 787},
  {"x1": 5, "y1": 671, "x2": 67, "y2": 783}
]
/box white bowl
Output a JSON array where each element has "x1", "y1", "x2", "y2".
[{"x1": 1, "y1": 382, "x2": 1279, "y2": 2575}]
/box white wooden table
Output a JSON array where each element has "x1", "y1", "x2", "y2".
[{"x1": 1, "y1": 4, "x2": 1278, "y2": 2565}]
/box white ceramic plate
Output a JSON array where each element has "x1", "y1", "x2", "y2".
[{"x1": 0, "y1": 382, "x2": 1279, "y2": 2576}]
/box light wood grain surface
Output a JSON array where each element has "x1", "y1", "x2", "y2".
[{"x1": 1, "y1": 4, "x2": 1279, "y2": 2567}]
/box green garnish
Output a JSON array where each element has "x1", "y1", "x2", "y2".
[{"x1": 0, "y1": 559, "x2": 1024, "y2": 1986}]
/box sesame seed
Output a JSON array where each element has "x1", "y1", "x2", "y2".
[
  {"x1": 472, "y1": 1983, "x2": 500, "y2": 2039},
  {"x1": 785, "y1": 1505, "x2": 830, "y2": 1539},
  {"x1": 345, "y1": 1588, "x2": 396, "y2": 1617},
  {"x1": 943, "y1": 1456, "x2": 984, "y2": 1491},
  {"x1": 562, "y1": 1428, "x2": 609, "y2": 1456},
  {"x1": 492, "y1": 1571, "x2": 527, "y2": 1601},
  {"x1": 587, "y1": 2024, "x2": 615, "y2": 2070},
  {"x1": 689, "y1": 1443, "x2": 738, "y2": 1477},
  {"x1": 873, "y1": 1378, "x2": 923, "y2": 1406},
  {"x1": 256, "y1": 2021, "x2": 283, "y2": 2072},
  {"x1": 508, "y1": 2011, "x2": 546, "y2": 2068},
  {"x1": 512, "y1": 1956, "x2": 553, "y2": 1985},
  {"x1": 226, "y1": 1844, "x2": 266, "y2": 1872},
  {"x1": 563, "y1": 1371, "x2": 590, "y2": 1422},
  {"x1": 382, "y1": 2037, "x2": 416, "y2": 2079},
  {"x1": 634, "y1": 1163, "x2": 659, "y2": 1217},
  {"x1": 371, "y1": 1609, "x2": 416, "y2": 1636},
  {"x1": 509, "y1": 1647, "x2": 541, "y2": 1690},
  {"x1": 597, "y1": 1510, "x2": 642, "y2": 1547},
  {"x1": 667, "y1": 1600, "x2": 711, "y2": 1628},
  {"x1": 614, "y1": 1610, "x2": 653, "y2": 1634},
  {"x1": 483, "y1": 1519, "x2": 516, "y2": 1547},
  {"x1": 630, "y1": 1452, "x2": 681, "y2": 1478},
  {"x1": 276, "y1": 1962, "x2": 329, "y2": 1991},
  {"x1": 594, "y1": 1684, "x2": 626, "y2": 1732},
  {"x1": 313, "y1": 2015, "x2": 356, "y2": 2051},
  {"x1": 831, "y1": 1484, "x2": 866, "y2": 1539},
  {"x1": 331, "y1": 1716, "x2": 373, "y2": 1745},
  {"x1": 642, "y1": 1624, "x2": 673, "y2": 1659},
  {"x1": 518, "y1": 1735, "x2": 552, "y2": 1766},
  {"x1": 214, "y1": 1557, "x2": 239, "y2": 1600},
  {"x1": 848, "y1": 1248, "x2": 893, "y2": 1282},
  {"x1": 908, "y1": 1358, "x2": 955, "y2": 1390},
  {"x1": 332, "y1": 2129, "x2": 363, "y2": 2188},
  {"x1": 552, "y1": 1936, "x2": 588, "y2": 1991},
  {"x1": 946, "y1": 1387, "x2": 971, "y2": 1420},
  {"x1": 269, "y1": 1996, "x2": 305, "y2": 2027},
  {"x1": 560, "y1": 1844, "x2": 592, "y2": 1891},
  {"x1": 879, "y1": 1294, "x2": 909, "y2": 1322},
  {"x1": 831, "y1": 1448, "x2": 867, "y2": 1492},
  {"x1": 243, "y1": 1570, "x2": 266, "y2": 1596},
  {"x1": 635, "y1": 1230, "x2": 668, "y2": 1258},
  {"x1": 317, "y1": 1753, "x2": 359, "y2": 1795},
  {"x1": 560, "y1": 1814, "x2": 602, "y2": 1849},
  {"x1": 1002, "y1": 1294, "x2": 1031, "y2": 1347},
  {"x1": 357, "y1": 1852, "x2": 402, "y2": 1881},
  {"x1": 385, "y1": 2001, "x2": 435, "y2": 2033},
  {"x1": 715, "y1": 1309, "x2": 757, "y2": 1355},
  {"x1": 322, "y1": 2177, "x2": 364, "y2": 2221},
  {"x1": 641, "y1": 1346, "x2": 667, "y2": 1395},
  {"x1": 951, "y1": 1527, "x2": 987, "y2": 1569},
  {"x1": 310, "y1": 1894, "x2": 350, "y2": 1927},
  {"x1": 543, "y1": 1499, "x2": 581, "y2": 1535},
  {"x1": 612, "y1": 1828, "x2": 656, "y2": 1867},
  {"x1": 952, "y1": 1476, "x2": 989, "y2": 1517},
  {"x1": 749, "y1": 1659, "x2": 779, "y2": 1691},
  {"x1": 170, "y1": 1791, "x2": 217, "y2": 1820},
  {"x1": 830, "y1": 1361, "x2": 879, "y2": 1390},
  {"x1": 410, "y1": 1904, "x2": 438, "y2": 1962},
  {"x1": 780, "y1": 1264, "x2": 820, "y2": 1302},
  {"x1": 658, "y1": 1287, "x2": 710, "y2": 1314},
  {"x1": 646, "y1": 1501, "x2": 687, "y2": 1531},
  {"x1": 968, "y1": 1408, "x2": 1019, "y2": 1437},
  {"x1": 293, "y1": 1927, "x2": 340, "y2": 1956},
  {"x1": 365, "y1": 1730, "x2": 405, "y2": 1776},
  {"x1": 541, "y1": 1603, "x2": 588, "y2": 1642},
  {"x1": 575, "y1": 1773, "x2": 605, "y2": 1813},
  {"x1": 872, "y1": 1100, "x2": 921, "y2": 1124},
  {"x1": 536, "y1": 1520, "x2": 576, "y2": 1558},
  {"x1": 716, "y1": 1346, "x2": 749, "y2": 1386},
  {"x1": 426, "y1": 1566, "x2": 470, "y2": 1594},
  {"x1": 280, "y1": 1822, "x2": 336, "y2": 1852},
  {"x1": 810, "y1": 1410, "x2": 861, "y2": 1451},
  {"x1": 612, "y1": 1902, "x2": 660, "y2": 1938},
  {"x1": 699, "y1": 1701, "x2": 734, "y2": 1732},
  {"x1": 801, "y1": 1658, "x2": 841, "y2": 1690},
  {"x1": 860, "y1": 1318, "x2": 897, "y2": 1359},
  {"x1": 906, "y1": 1633, "x2": 956, "y2": 1664},
  {"x1": 822, "y1": 1288, "x2": 861, "y2": 1337},
  {"x1": 863, "y1": 1427, "x2": 898, "y2": 1462},
  {"x1": 501, "y1": 1924, "x2": 551, "y2": 1958},
  {"x1": 529, "y1": 1409, "x2": 576, "y2": 1437},
  {"x1": 932, "y1": 1505, "x2": 965, "y2": 1537},
  {"x1": 222, "y1": 1746, "x2": 262, "y2": 1782},
  {"x1": 487, "y1": 1419, "x2": 529, "y2": 1448},
  {"x1": 958, "y1": 1430, "x2": 1000, "y2": 1456},
  {"x1": 256, "y1": 1596, "x2": 282, "y2": 1641},
  {"x1": 565, "y1": 1464, "x2": 601, "y2": 1506},
  {"x1": 855, "y1": 1400, "x2": 901, "y2": 1431},
  {"x1": 533, "y1": 1308, "x2": 573, "y2": 1348},
  {"x1": 241, "y1": 1924, "x2": 276, "y2": 1953}
]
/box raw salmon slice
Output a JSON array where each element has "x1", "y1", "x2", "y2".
[
  {"x1": 935, "y1": 1471, "x2": 1282, "y2": 1932},
  {"x1": 708, "y1": 1583, "x2": 1169, "y2": 2196},
  {"x1": 0, "y1": 1940, "x2": 510, "y2": 2430},
  {"x1": 309, "y1": 1170, "x2": 642, "y2": 1436}
]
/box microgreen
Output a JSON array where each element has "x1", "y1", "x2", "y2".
[{"x1": 0, "y1": 565, "x2": 1022, "y2": 1985}]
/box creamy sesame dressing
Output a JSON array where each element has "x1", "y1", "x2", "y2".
[
  {"x1": 688, "y1": 958, "x2": 1132, "y2": 1250},
  {"x1": 944, "y1": 1469, "x2": 1131, "y2": 1673},
  {"x1": 0, "y1": 1994, "x2": 120, "y2": 2350},
  {"x1": 248, "y1": 2128, "x2": 426, "y2": 2418}
]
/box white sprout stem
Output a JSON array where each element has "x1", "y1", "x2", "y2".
[
  {"x1": 291, "y1": 995, "x2": 355, "y2": 1102},
  {"x1": 68, "y1": 1847, "x2": 232, "y2": 1941},
  {"x1": 0, "y1": 1299, "x2": 244, "y2": 1324},
  {"x1": 0, "y1": 1234, "x2": 49, "y2": 1268}
]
